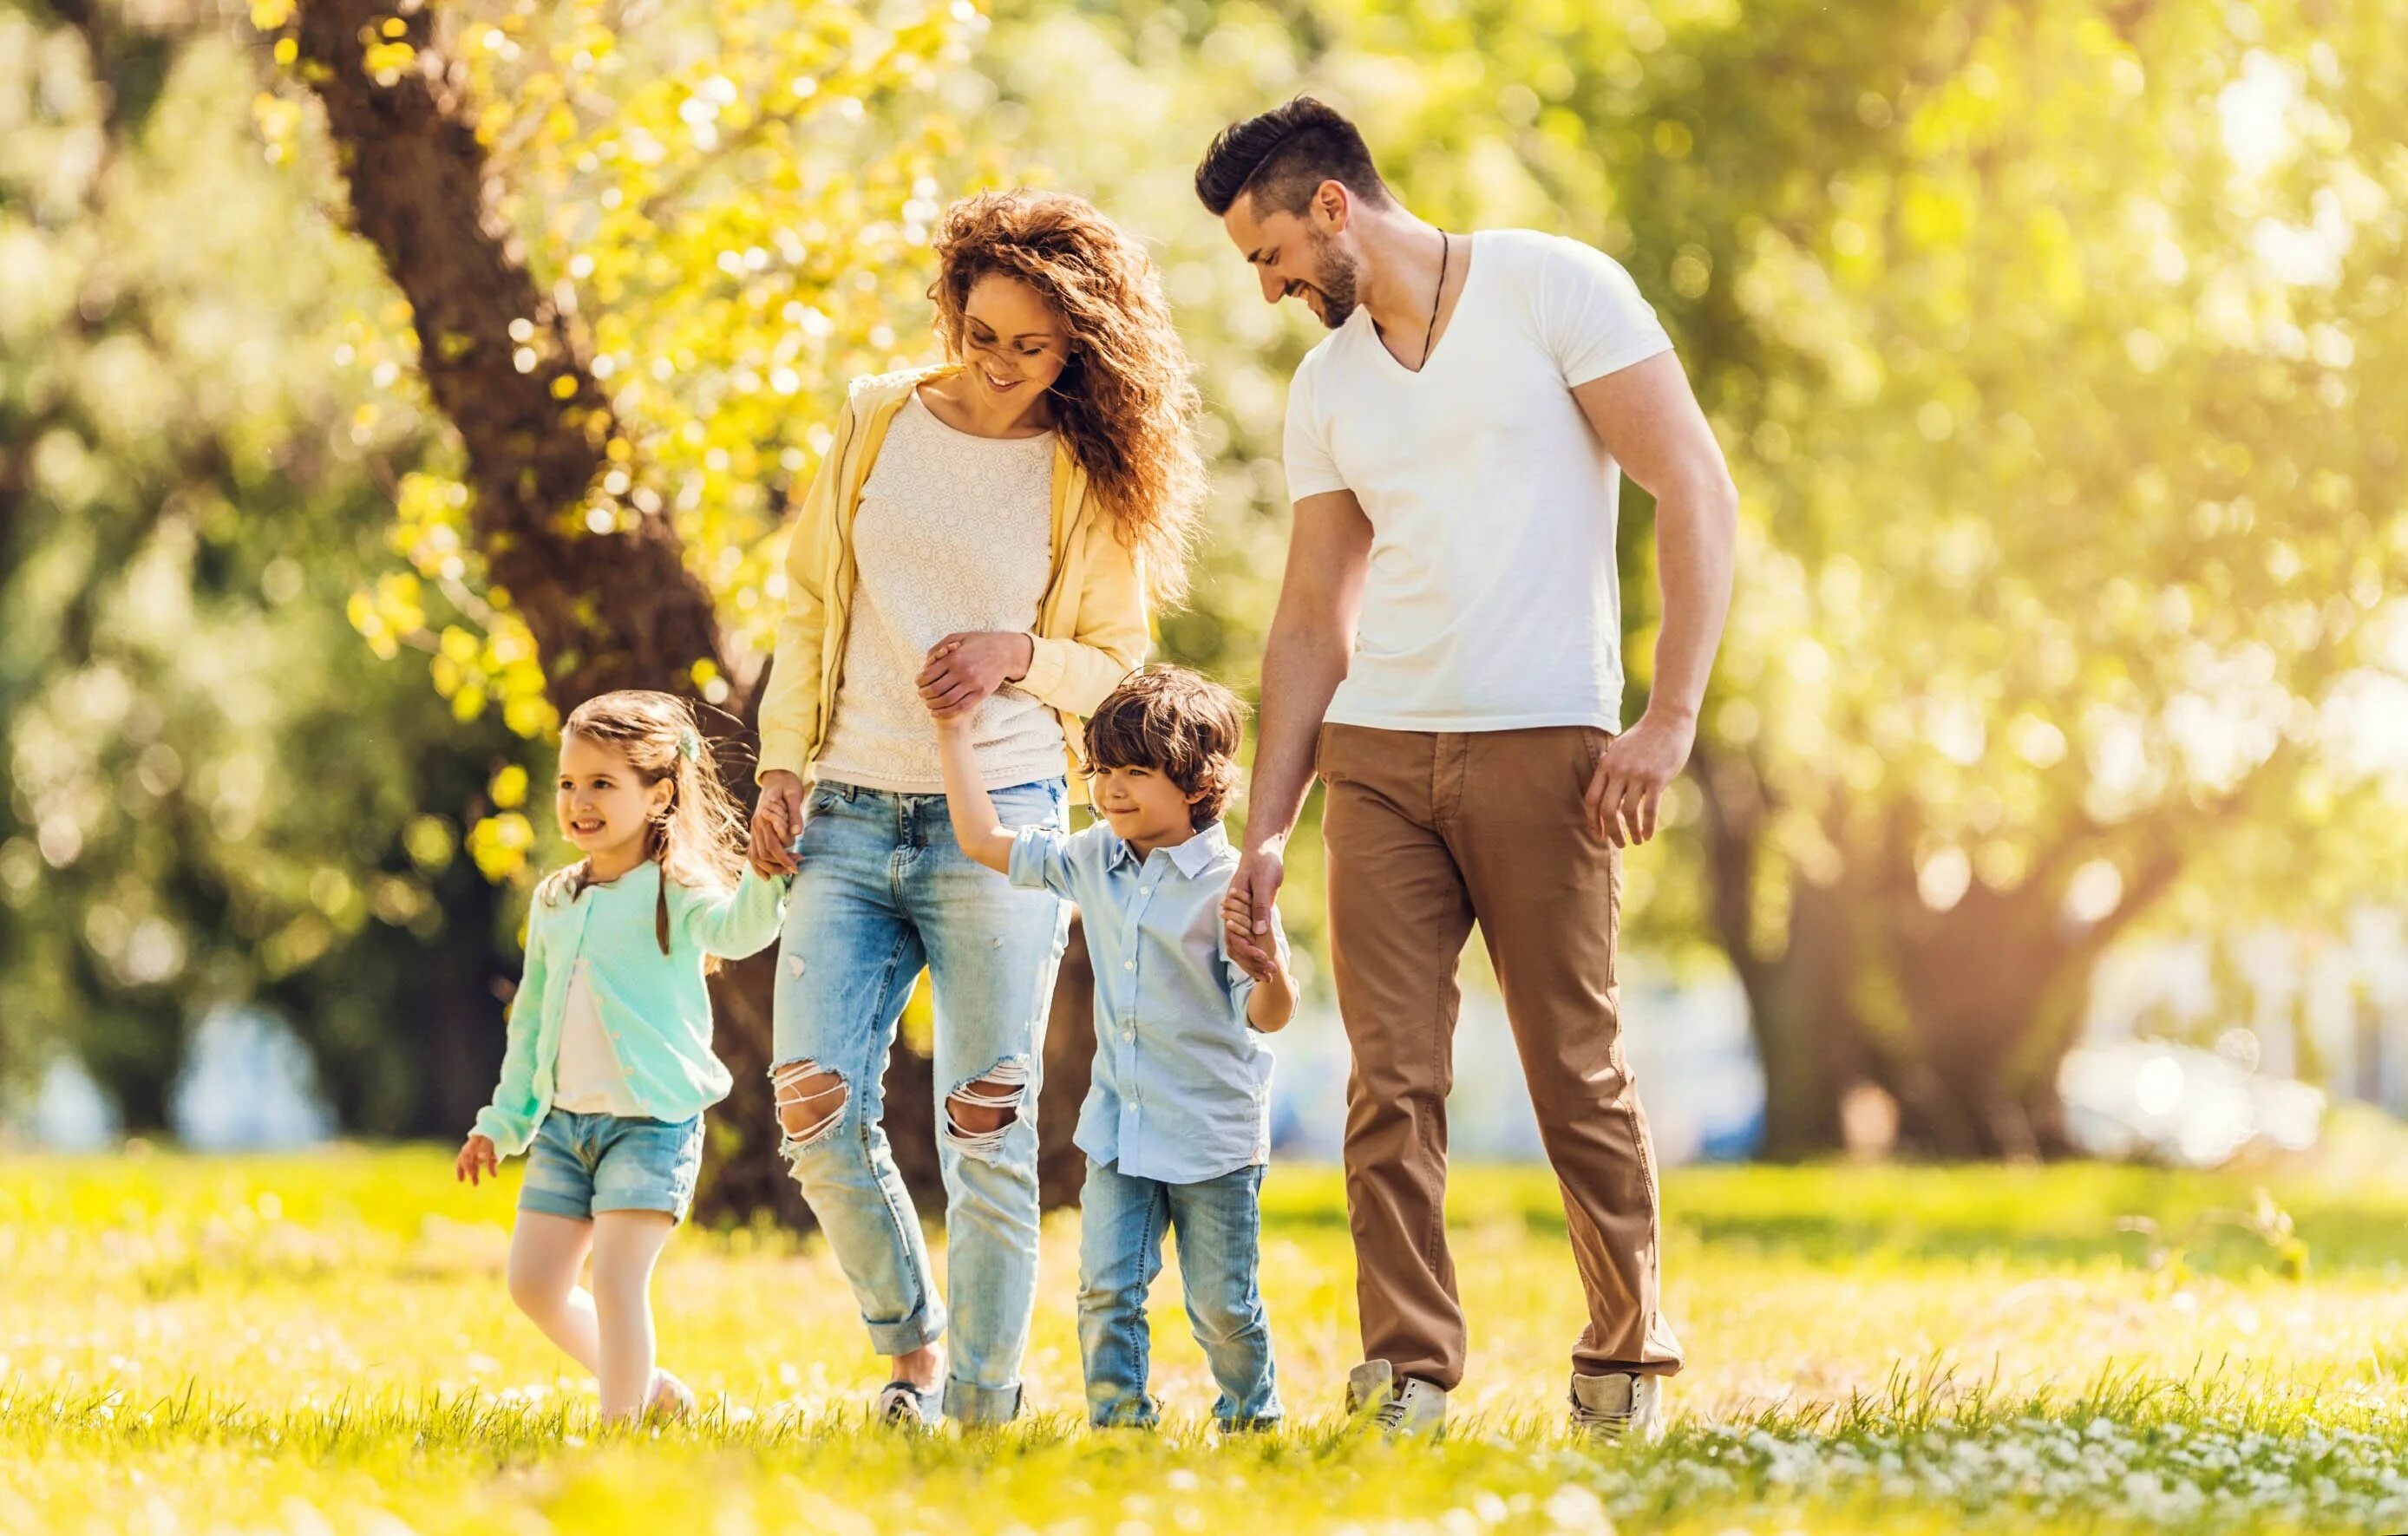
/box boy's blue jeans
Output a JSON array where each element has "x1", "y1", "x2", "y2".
[
  {"x1": 1076, "y1": 1156, "x2": 1281, "y2": 1429},
  {"x1": 771, "y1": 777, "x2": 1070, "y2": 1426}
]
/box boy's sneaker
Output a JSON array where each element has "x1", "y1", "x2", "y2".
[
  {"x1": 876, "y1": 1379, "x2": 941, "y2": 1430},
  {"x1": 1345, "y1": 1360, "x2": 1447, "y2": 1439},
  {"x1": 1567, "y1": 1370, "x2": 1665, "y2": 1442}
]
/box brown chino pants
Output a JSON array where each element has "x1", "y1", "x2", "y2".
[{"x1": 1318, "y1": 722, "x2": 1684, "y2": 1390}]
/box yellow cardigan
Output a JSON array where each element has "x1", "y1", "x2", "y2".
[{"x1": 754, "y1": 366, "x2": 1148, "y2": 802}]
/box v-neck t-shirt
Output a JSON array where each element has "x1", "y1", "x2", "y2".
[{"x1": 1280, "y1": 228, "x2": 1673, "y2": 733}]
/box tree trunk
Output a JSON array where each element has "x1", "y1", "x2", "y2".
[{"x1": 1697, "y1": 746, "x2": 2189, "y2": 1160}]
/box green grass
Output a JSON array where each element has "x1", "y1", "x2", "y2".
[{"x1": 7, "y1": 1142, "x2": 2408, "y2": 1533}]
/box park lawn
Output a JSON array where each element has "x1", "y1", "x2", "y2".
[{"x1": 4, "y1": 1145, "x2": 2408, "y2": 1533}]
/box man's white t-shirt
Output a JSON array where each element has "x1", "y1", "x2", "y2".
[{"x1": 1282, "y1": 228, "x2": 1673, "y2": 733}]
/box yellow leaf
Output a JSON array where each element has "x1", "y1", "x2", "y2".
[{"x1": 249, "y1": 0, "x2": 294, "y2": 31}]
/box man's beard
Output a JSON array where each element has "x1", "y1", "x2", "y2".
[{"x1": 1301, "y1": 230, "x2": 1361, "y2": 330}]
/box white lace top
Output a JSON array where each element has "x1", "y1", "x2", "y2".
[{"x1": 815, "y1": 392, "x2": 1064, "y2": 794}]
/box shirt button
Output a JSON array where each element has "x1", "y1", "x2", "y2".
[{"x1": 1123, "y1": 960, "x2": 1135, "y2": 971}]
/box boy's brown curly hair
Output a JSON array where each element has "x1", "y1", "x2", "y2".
[{"x1": 1082, "y1": 668, "x2": 1247, "y2": 831}]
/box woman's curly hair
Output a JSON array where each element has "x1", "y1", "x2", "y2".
[{"x1": 930, "y1": 189, "x2": 1204, "y2": 604}]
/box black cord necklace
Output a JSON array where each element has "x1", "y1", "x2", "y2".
[{"x1": 1420, "y1": 230, "x2": 1449, "y2": 369}]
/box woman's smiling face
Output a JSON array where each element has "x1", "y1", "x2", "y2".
[
  {"x1": 958, "y1": 274, "x2": 1071, "y2": 403},
  {"x1": 555, "y1": 732, "x2": 670, "y2": 860}
]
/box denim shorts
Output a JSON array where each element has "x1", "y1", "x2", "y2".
[{"x1": 518, "y1": 1109, "x2": 705, "y2": 1224}]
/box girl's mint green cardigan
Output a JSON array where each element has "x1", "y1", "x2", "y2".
[{"x1": 472, "y1": 861, "x2": 789, "y2": 1156}]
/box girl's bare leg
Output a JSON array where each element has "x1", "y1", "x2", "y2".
[
  {"x1": 507, "y1": 1211, "x2": 605, "y2": 1375},
  {"x1": 590, "y1": 1209, "x2": 677, "y2": 1422}
]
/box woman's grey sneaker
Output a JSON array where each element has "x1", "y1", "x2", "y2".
[
  {"x1": 1345, "y1": 1360, "x2": 1448, "y2": 1438},
  {"x1": 877, "y1": 1379, "x2": 941, "y2": 1429},
  {"x1": 1567, "y1": 1370, "x2": 1665, "y2": 1441}
]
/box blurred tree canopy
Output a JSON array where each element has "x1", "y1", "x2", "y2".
[
  {"x1": 0, "y1": 0, "x2": 520, "y2": 1134},
  {"x1": 4, "y1": 0, "x2": 2403, "y2": 1182},
  {"x1": 966, "y1": 0, "x2": 2408, "y2": 1154}
]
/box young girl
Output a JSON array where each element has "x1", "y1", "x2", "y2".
[{"x1": 456, "y1": 690, "x2": 788, "y2": 1422}]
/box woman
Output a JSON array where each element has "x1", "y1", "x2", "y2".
[{"x1": 747, "y1": 188, "x2": 1202, "y2": 1427}]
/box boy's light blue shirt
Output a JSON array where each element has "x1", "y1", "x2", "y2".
[
  {"x1": 473, "y1": 862, "x2": 788, "y2": 1156},
  {"x1": 1008, "y1": 820, "x2": 1283, "y2": 1185}
]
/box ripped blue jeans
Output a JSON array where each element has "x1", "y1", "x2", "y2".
[{"x1": 769, "y1": 776, "x2": 1070, "y2": 1425}]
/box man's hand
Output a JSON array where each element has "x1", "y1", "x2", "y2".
[
  {"x1": 918, "y1": 631, "x2": 1035, "y2": 720},
  {"x1": 455, "y1": 1133, "x2": 500, "y2": 1186},
  {"x1": 750, "y1": 769, "x2": 808, "y2": 876},
  {"x1": 1583, "y1": 711, "x2": 1698, "y2": 846},
  {"x1": 1220, "y1": 836, "x2": 1287, "y2": 941}
]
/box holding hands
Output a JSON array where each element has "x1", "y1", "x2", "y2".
[
  {"x1": 1220, "y1": 839, "x2": 1286, "y2": 944},
  {"x1": 1220, "y1": 844, "x2": 1296, "y2": 1033},
  {"x1": 918, "y1": 631, "x2": 1035, "y2": 722},
  {"x1": 749, "y1": 770, "x2": 808, "y2": 877}
]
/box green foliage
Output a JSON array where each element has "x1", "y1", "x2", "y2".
[
  {"x1": 0, "y1": 3, "x2": 521, "y2": 1128},
  {"x1": 287, "y1": 0, "x2": 991, "y2": 879},
  {"x1": 9, "y1": 0, "x2": 2406, "y2": 1139}
]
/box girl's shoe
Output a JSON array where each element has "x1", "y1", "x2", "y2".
[
  {"x1": 646, "y1": 1369, "x2": 697, "y2": 1422},
  {"x1": 876, "y1": 1379, "x2": 941, "y2": 1429}
]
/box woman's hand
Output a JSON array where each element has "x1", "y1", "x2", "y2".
[
  {"x1": 456, "y1": 1134, "x2": 500, "y2": 1186},
  {"x1": 751, "y1": 770, "x2": 808, "y2": 876},
  {"x1": 918, "y1": 631, "x2": 1036, "y2": 721}
]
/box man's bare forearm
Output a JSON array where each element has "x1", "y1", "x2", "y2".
[
  {"x1": 1643, "y1": 469, "x2": 1737, "y2": 726},
  {"x1": 1244, "y1": 624, "x2": 1350, "y2": 850}
]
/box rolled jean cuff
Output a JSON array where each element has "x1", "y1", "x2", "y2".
[
  {"x1": 944, "y1": 1376, "x2": 1023, "y2": 1426},
  {"x1": 864, "y1": 1301, "x2": 945, "y2": 1357}
]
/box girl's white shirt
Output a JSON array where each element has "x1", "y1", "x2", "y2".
[{"x1": 548, "y1": 960, "x2": 645, "y2": 1117}]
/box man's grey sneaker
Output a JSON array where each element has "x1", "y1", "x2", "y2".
[
  {"x1": 876, "y1": 1379, "x2": 941, "y2": 1429},
  {"x1": 1567, "y1": 1370, "x2": 1665, "y2": 1442},
  {"x1": 1345, "y1": 1359, "x2": 1448, "y2": 1438}
]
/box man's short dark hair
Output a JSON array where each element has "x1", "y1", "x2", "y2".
[
  {"x1": 1083, "y1": 667, "x2": 1249, "y2": 831},
  {"x1": 1194, "y1": 95, "x2": 1391, "y2": 219}
]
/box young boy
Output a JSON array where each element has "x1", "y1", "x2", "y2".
[{"x1": 932, "y1": 665, "x2": 1294, "y2": 1430}]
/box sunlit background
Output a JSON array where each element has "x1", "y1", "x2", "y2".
[{"x1": 3, "y1": 0, "x2": 2404, "y2": 1182}]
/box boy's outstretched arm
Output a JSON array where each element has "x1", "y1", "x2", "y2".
[{"x1": 934, "y1": 715, "x2": 1018, "y2": 875}]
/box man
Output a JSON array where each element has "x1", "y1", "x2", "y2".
[{"x1": 1195, "y1": 97, "x2": 1737, "y2": 1440}]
